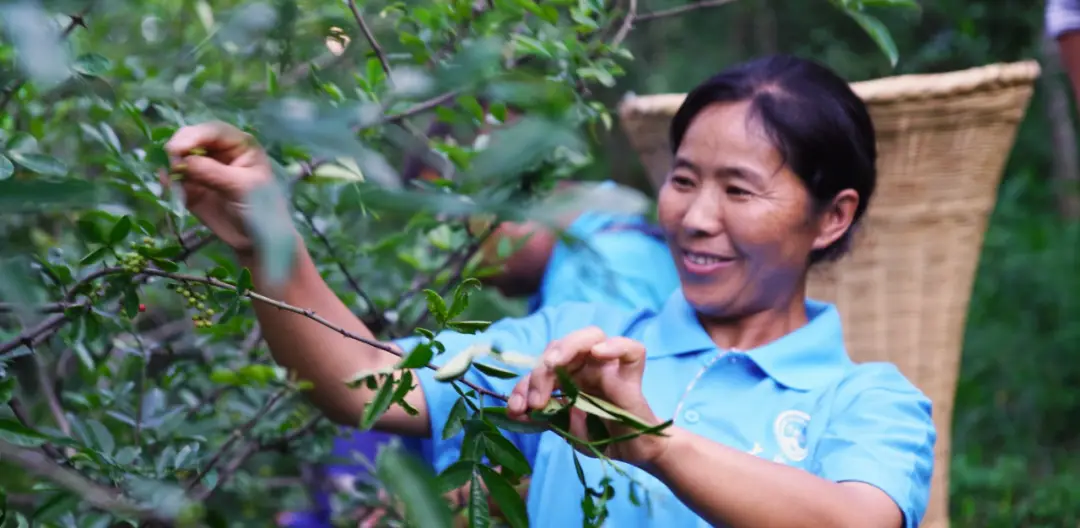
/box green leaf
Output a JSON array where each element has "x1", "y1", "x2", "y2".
[
  {"x1": 447, "y1": 320, "x2": 492, "y2": 334},
  {"x1": 478, "y1": 465, "x2": 528, "y2": 528},
  {"x1": 845, "y1": 10, "x2": 899, "y2": 67},
  {"x1": 7, "y1": 152, "x2": 68, "y2": 176},
  {"x1": 482, "y1": 407, "x2": 549, "y2": 434},
  {"x1": 0, "y1": 180, "x2": 98, "y2": 212},
  {"x1": 422, "y1": 289, "x2": 449, "y2": 325},
  {"x1": 236, "y1": 267, "x2": 254, "y2": 293},
  {"x1": 361, "y1": 374, "x2": 397, "y2": 429},
  {"x1": 447, "y1": 278, "x2": 481, "y2": 321},
  {"x1": 0, "y1": 419, "x2": 49, "y2": 447},
  {"x1": 86, "y1": 419, "x2": 115, "y2": 455},
  {"x1": 79, "y1": 247, "x2": 109, "y2": 266},
  {"x1": 468, "y1": 468, "x2": 491, "y2": 528},
  {"x1": 109, "y1": 216, "x2": 133, "y2": 245},
  {"x1": 375, "y1": 445, "x2": 454, "y2": 527},
  {"x1": 472, "y1": 362, "x2": 521, "y2": 379},
  {"x1": 0, "y1": 377, "x2": 15, "y2": 405},
  {"x1": 398, "y1": 341, "x2": 435, "y2": 369},
  {"x1": 442, "y1": 397, "x2": 469, "y2": 440},
  {"x1": 438, "y1": 460, "x2": 474, "y2": 493},
  {"x1": 344, "y1": 365, "x2": 397, "y2": 388},
  {"x1": 573, "y1": 392, "x2": 655, "y2": 431},
  {"x1": 122, "y1": 287, "x2": 140, "y2": 318},
  {"x1": 77, "y1": 217, "x2": 105, "y2": 244},
  {"x1": 482, "y1": 432, "x2": 531, "y2": 476},
  {"x1": 860, "y1": 0, "x2": 920, "y2": 9},
  {"x1": 266, "y1": 63, "x2": 279, "y2": 96},
  {"x1": 390, "y1": 370, "x2": 418, "y2": 415},
  {"x1": 72, "y1": 53, "x2": 112, "y2": 76},
  {"x1": 0, "y1": 155, "x2": 13, "y2": 179}
]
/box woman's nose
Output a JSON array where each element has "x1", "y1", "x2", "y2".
[{"x1": 682, "y1": 191, "x2": 723, "y2": 236}]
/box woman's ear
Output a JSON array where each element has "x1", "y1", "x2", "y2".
[{"x1": 811, "y1": 189, "x2": 860, "y2": 252}]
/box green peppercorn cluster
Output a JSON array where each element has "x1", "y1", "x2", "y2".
[
  {"x1": 118, "y1": 236, "x2": 160, "y2": 273},
  {"x1": 117, "y1": 251, "x2": 147, "y2": 274},
  {"x1": 169, "y1": 283, "x2": 216, "y2": 327}
]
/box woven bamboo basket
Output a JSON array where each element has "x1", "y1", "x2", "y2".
[{"x1": 618, "y1": 60, "x2": 1041, "y2": 528}]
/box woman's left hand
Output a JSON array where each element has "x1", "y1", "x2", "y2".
[{"x1": 505, "y1": 327, "x2": 667, "y2": 467}]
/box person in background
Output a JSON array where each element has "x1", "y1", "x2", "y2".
[
  {"x1": 1048, "y1": 0, "x2": 1080, "y2": 103},
  {"x1": 279, "y1": 106, "x2": 680, "y2": 527}
]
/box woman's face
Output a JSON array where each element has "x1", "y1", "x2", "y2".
[{"x1": 657, "y1": 101, "x2": 857, "y2": 317}]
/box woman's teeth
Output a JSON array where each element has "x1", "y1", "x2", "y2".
[{"x1": 686, "y1": 252, "x2": 725, "y2": 265}]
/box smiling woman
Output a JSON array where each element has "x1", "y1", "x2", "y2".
[{"x1": 165, "y1": 53, "x2": 934, "y2": 528}]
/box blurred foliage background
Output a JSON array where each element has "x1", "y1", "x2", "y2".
[{"x1": 0, "y1": 0, "x2": 1077, "y2": 526}]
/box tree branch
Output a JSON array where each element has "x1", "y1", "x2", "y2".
[
  {"x1": 634, "y1": 0, "x2": 737, "y2": 22},
  {"x1": 294, "y1": 200, "x2": 391, "y2": 335},
  {"x1": 197, "y1": 415, "x2": 324, "y2": 500},
  {"x1": 7, "y1": 397, "x2": 67, "y2": 462},
  {"x1": 135, "y1": 267, "x2": 507, "y2": 401},
  {"x1": 346, "y1": 0, "x2": 393, "y2": 84},
  {"x1": 186, "y1": 386, "x2": 291, "y2": 493},
  {"x1": 0, "y1": 440, "x2": 175, "y2": 524},
  {"x1": 610, "y1": 0, "x2": 638, "y2": 48}
]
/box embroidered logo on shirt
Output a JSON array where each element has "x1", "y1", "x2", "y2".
[{"x1": 772, "y1": 410, "x2": 811, "y2": 462}]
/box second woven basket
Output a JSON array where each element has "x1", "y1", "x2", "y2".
[{"x1": 617, "y1": 60, "x2": 1041, "y2": 528}]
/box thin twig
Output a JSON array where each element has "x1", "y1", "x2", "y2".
[
  {"x1": 32, "y1": 353, "x2": 71, "y2": 437},
  {"x1": 610, "y1": 0, "x2": 638, "y2": 48},
  {"x1": 295, "y1": 201, "x2": 390, "y2": 335},
  {"x1": 185, "y1": 387, "x2": 291, "y2": 492},
  {"x1": 634, "y1": 0, "x2": 737, "y2": 22},
  {"x1": 346, "y1": 0, "x2": 394, "y2": 84},
  {"x1": 134, "y1": 267, "x2": 506, "y2": 401},
  {"x1": 8, "y1": 398, "x2": 66, "y2": 462},
  {"x1": 0, "y1": 439, "x2": 174, "y2": 524},
  {"x1": 376, "y1": 90, "x2": 462, "y2": 127},
  {"x1": 198, "y1": 415, "x2": 323, "y2": 500}
]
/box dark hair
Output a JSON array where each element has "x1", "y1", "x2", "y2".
[{"x1": 669, "y1": 54, "x2": 877, "y2": 263}]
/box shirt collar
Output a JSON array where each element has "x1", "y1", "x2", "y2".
[{"x1": 645, "y1": 290, "x2": 853, "y2": 391}]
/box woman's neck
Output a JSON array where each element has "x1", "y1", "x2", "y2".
[{"x1": 697, "y1": 289, "x2": 810, "y2": 351}]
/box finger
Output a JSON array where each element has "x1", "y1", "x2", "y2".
[
  {"x1": 590, "y1": 336, "x2": 646, "y2": 364},
  {"x1": 527, "y1": 327, "x2": 607, "y2": 409},
  {"x1": 544, "y1": 326, "x2": 607, "y2": 368},
  {"x1": 174, "y1": 154, "x2": 244, "y2": 195},
  {"x1": 165, "y1": 121, "x2": 254, "y2": 160},
  {"x1": 507, "y1": 374, "x2": 530, "y2": 418}
]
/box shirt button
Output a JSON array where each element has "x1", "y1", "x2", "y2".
[{"x1": 684, "y1": 410, "x2": 700, "y2": 424}]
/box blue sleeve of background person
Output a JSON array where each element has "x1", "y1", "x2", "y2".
[
  {"x1": 393, "y1": 302, "x2": 641, "y2": 474},
  {"x1": 536, "y1": 209, "x2": 679, "y2": 313},
  {"x1": 812, "y1": 363, "x2": 937, "y2": 528}
]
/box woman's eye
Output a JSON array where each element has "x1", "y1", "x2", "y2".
[
  {"x1": 671, "y1": 175, "x2": 694, "y2": 187},
  {"x1": 726, "y1": 186, "x2": 751, "y2": 196}
]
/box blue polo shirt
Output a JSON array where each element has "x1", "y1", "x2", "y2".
[
  {"x1": 400, "y1": 291, "x2": 936, "y2": 527},
  {"x1": 528, "y1": 210, "x2": 679, "y2": 313}
]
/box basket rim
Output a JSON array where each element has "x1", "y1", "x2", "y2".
[{"x1": 618, "y1": 59, "x2": 1042, "y2": 118}]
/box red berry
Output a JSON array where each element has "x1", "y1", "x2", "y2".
[{"x1": 138, "y1": 303, "x2": 146, "y2": 312}]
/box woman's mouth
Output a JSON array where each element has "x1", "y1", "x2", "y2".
[{"x1": 681, "y1": 250, "x2": 737, "y2": 275}]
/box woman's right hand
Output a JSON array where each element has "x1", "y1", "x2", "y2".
[{"x1": 162, "y1": 121, "x2": 285, "y2": 256}]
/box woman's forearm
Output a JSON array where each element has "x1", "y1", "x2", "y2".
[
  {"x1": 643, "y1": 428, "x2": 898, "y2": 528},
  {"x1": 238, "y1": 236, "x2": 429, "y2": 435}
]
